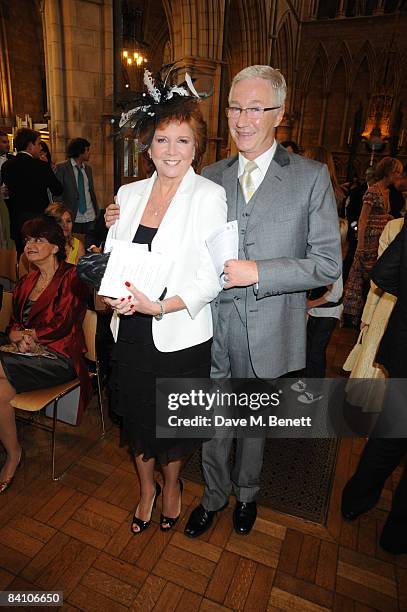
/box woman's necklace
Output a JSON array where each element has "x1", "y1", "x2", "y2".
[
  {"x1": 148, "y1": 195, "x2": 174, "y2": 217},
  {"x1": 33, "y1": 266, "x2": 57, "y2": 296}
]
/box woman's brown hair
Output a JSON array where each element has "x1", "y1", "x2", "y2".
[
  {"x1": 141, "y1": 101, "x2": 207, "y2": 175},
  {"x1": 45, "y1": 203, "x2": 74, "y2": 247},
  {"x1": 21, "y1": 216, "x2": 67, "y2": 262}
]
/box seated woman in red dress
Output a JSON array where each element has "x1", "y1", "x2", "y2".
[{"x1": 0, "y1": 216, "x2": 91, "y2": 493}]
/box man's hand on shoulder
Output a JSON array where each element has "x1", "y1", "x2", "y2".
[
  {"x1": 223, "y1": 259, "x2": 259, "y2": 289},
  {"x1": 105, "y1": 198, "x2": 120, "y2": 228}
]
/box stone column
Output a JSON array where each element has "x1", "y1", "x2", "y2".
[
  {"x1": 41, "y1": 0, "x2": 114, "y2": 207},
  {"x1": 0, "y1": 3, "x2": 13, "y2": 128},
  {"x1": 336, "y1": 0, "x2": 347, "y2": 18},
  {"x1": 175, "y1": 57, "x2": 223, "y2": 165},
  {"x1": 374, "y1": 0, "x2": 385, "y2": 15},
  {"x1": 340, "y1": 96, "x2": 350, "y2": 147},
  {"x1": 167, "y1": 0, "x2": 226, "y2": 164},
  {"x1": 318, "y1": 96, "x2": 328, "y2": 145}
]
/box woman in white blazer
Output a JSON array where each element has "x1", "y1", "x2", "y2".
[{"x1": 103, "y1": 90, "x2": 227, "y2": 535}]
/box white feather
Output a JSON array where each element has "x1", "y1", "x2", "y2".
[
  {"x1": 143, "y1": 70, "x2": 161, "y2": 102},
  {"x1": 185, "y1": 73, "x2": 200, "y2": 98},
  {"x1": 165, "y1": 85, "x2": 189, "y2": 100}
]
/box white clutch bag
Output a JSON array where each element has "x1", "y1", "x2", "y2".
[{"x1": 343, "y1": 328, "x2": 366, "y2": 372}]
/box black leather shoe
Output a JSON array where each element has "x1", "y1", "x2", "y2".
[
  {"x1": 341, "y1": 480, "x2": 382, "y2": 521},
  {"x1": 233, "y1": 501, "x2": 257, "y2": 535},
  {"x1": 184, "y1": 502, "x2": 228, "y2": 538}
]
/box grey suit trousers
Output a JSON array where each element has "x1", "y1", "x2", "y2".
[{"x1": 202, "y1": 300, "x2": 265, "y2": 509}]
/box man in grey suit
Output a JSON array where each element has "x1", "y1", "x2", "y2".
[
  {"x1": 184, "y1": 65, "x2": 341, "y2": 537},
  {"x1": 55, "y1": 138, "x2": 99, "y2": 249}
]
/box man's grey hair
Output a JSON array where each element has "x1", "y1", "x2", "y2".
[{"x1": 229, "y1": 65, "x2": 287, "y2": 106}]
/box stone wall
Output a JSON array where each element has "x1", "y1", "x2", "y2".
[
  {"x1": 0, "y1": 0, "x2": 46, "y2": 128},
  {"x1": 42, "y1": 0, "x2": 114, "y2": 208},
  {"x1": 295, "y1": 11, "x2": 407, "y2": 178}
]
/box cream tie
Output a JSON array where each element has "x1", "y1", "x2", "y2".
[{"x1": 239, "y1": 160, "x2": 258, "y2": 203}]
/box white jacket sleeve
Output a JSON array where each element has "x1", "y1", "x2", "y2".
[{"x1": 177, "y1": 185, "x2": 227, "y2": 319}]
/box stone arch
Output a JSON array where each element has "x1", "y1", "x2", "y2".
[
  {"x1": 325, "y1": 58, "x2": 347, "y2": 146},
  {"x1": 301, "y1": 57, "x2": 325, "y2": 147},
  {"x1": 300, "y1": 42, "x2": 329, "y2": 95},
  {"x1": 347, "y1": 55, "x2": 372, "y2": 141},
  {"x1": 327, "y1": 42, "x2": 352, "y2": 95},
  {"x1": 275, "y1": 11, "x2": 295, "y2": 101},
  {"x1": 351, "y1": 41, "x2": 376, "y2": 93}
]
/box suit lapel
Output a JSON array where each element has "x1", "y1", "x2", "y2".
[
  {"x1": 68, "y1": 161, "x2": 79, "y2": 196},
  {"x1": 222, "y1": 156, "x2": 239, "y2": 221},
  {"x1": 245, "y1": 144, "x2": 291, "y2": 235}
]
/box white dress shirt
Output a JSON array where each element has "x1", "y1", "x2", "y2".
[
  {"x1": 238, "y1": 140, "x2": 277, "y2": 192},
  {"x1": 70, "y1": 158, "x2": 95, "y2": 222}
]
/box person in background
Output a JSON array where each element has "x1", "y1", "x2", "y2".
[
  {"x1": 55, "y1": 138, "x2": 99, "y2": 249},
  {"x1": 344, "y1": 157, "x2": 403, "y2": 326},
  {"x1": 280, "y1": 140, "x2": 300, "y2": 154},
  {"x1": 342, "y1": 212, "x2": 407, "y2": 555},
  {"x1": 0, "y1": 131, "x2": 14, "y2": 248},
  {"x1": 45, "y1": 203, "x2": 85, "y2": 264},
  {"x1": 19, "y1": 204, "x2": 85, "y2": 277},
  {"x1": 0, "y1": 216, "x2": 90, "y2": 493},
  {"x1": 1, "y1": 128, "x2": 62, "y2": 254},
  {"x1": 343, "y1": 166, "x2": 376, "y2": 282},
  {"x1": 344, "y1": 216, "x2": 404, "y2": 413}
]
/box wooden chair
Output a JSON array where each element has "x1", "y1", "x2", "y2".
[
  {"x1": 0, "y1": 289, "x2": 13, "y2": 333},
  {"x1": 0, "y1": 248, "x2": 17, "y2": 288},
  {"x1": 10, "y1": 309, "x2": 105, "y2": 480}
]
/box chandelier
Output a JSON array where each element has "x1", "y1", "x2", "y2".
[{"x1": 122, "y1": 49, "x2": 148, "y2": 68}]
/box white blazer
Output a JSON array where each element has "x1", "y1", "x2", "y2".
[{"x1": 105, "y1": 166, "x2": 227, "y2": 352}]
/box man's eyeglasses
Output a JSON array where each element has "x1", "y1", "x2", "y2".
[{"x1": 225, "y1": 106, "x2": 281, "y2": 119}]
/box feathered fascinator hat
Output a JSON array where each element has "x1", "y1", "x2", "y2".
[{"x1": 118, "y1": 66, "x2": 211, "y2": 151}]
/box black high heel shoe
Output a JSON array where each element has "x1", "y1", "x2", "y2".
[
  {"x1": 0, "y1": 448, "x2": 24, "y2": 494},
  {"x1": 131, "y1": 482, "x2": 161, "y2": 534},
  {"x1": 160, "y1": 479, "x2": 183, "y2": 532}
]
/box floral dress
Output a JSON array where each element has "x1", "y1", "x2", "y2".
[{"x1": 343, "y1": 184, "x2": 392, "y2": 322}]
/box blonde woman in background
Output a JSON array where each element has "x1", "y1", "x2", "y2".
[
  {"x1": 19, "y1": 204, "x2": 84, "y2": 276},
  {"x1": 45, "y1": 203, "x2": 85, "y2": 264}
]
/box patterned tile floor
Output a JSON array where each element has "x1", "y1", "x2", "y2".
[{"x1": 0, "y1": 324, "x2": 406, "y2": 611}]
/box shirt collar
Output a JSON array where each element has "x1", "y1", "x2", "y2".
[
  {"x1": 71, "y1": 158, "x2": 83, "y2": 169},
  {"x1": 19, "y1": 151, "x2": 33, "y2": 158},
  {"x1": 238, "y1": 140, "x2": 277, "y2": 177}
]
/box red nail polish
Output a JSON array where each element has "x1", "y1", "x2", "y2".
[
  {"x1": 127, "y1": 295, "x2": 131, "y2": 300},
  {"x1": 125, "y1": 281, "x2": 131, "y2": 287},
  {"x1": 120, "y1": 297, "x2": 125, "y2": 302}
]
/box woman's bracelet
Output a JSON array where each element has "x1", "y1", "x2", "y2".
[{"x1": 154, "y1": 300, "x2": 165, "y2": 321}]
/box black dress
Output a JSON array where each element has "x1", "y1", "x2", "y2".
[
  {"x1": 0, "y1": 299, "x2": 76, "y2": 393},
  {"x1": 112, "y1": 224, "x2": 211, "y2": 464}
]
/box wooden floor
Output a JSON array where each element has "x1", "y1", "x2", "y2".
[{"x1": 0, "y1": 325, "x2": 406, "y2": 612}]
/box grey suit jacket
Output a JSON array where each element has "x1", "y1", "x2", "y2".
[
  {"x1": 54, "y1": 159, "x2": 98, "y2": 219},
  {"x1": 203, "y1": 143, "x2": 342, "y2": 379}
]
